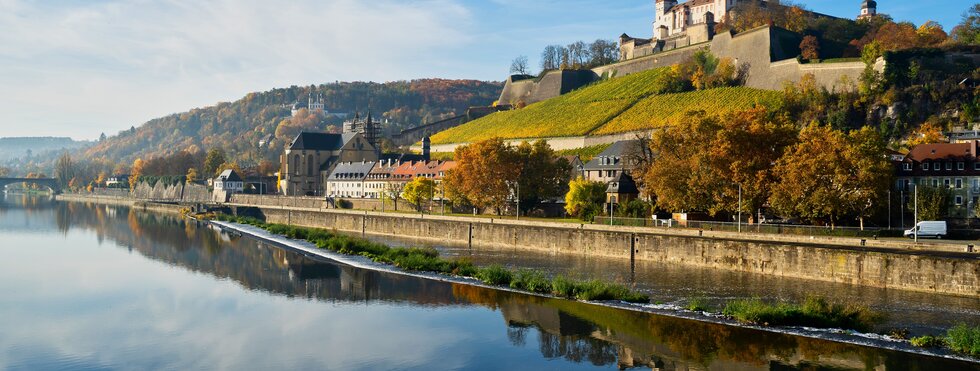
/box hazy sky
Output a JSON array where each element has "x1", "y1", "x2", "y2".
[{"x1": 0, "y1": 0, "x2": 973, "y2": 140}]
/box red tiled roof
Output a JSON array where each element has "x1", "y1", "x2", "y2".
[{"x1": 905, "y1": 141, "x2": 977, "y2": 162}]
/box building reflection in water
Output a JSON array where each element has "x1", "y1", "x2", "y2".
[{"x1": 11, "y1": 198, "x2": 975, "y2": 371}]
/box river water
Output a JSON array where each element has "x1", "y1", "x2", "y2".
[{"x1": 1, "y1": 195, "x2": 978, "y2": 370}]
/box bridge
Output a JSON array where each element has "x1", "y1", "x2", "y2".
[{"x1": 0, "y1": 178, "x2": 61, "y2": 193}]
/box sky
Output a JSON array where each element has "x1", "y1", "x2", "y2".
[{"x1": 0, "y1": 0, "x2": 974, "y2": 140}]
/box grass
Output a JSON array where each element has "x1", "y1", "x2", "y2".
[
  {"x1": 721, "y1": 297, "x2": 880, "y2": 332},
  {"x1": 946, "y1": 324, "x2": 980, "y2": 356},
  {"x1": 686, "y1": 297, "x2": 710, "y2": 312},
  {"x1": 909, "y1": 324, "x2": 980, "y2": 357},
  {"x1": 211, "y1": 214, "x2": 649, "y2": 303}
]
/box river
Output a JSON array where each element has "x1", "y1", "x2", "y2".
[{"x1": 0, "y1": 194, "x2": 977, "y2": 370}]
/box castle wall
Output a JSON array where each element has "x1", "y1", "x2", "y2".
[{"x1": 497, "y1": 70, "x2": 599, "y2": 107}]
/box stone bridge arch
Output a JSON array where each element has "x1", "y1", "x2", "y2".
[{"x1": 0, "y1": 178, "x2": 61, "y2": 194}]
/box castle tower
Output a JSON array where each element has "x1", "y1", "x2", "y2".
[
  {"x1": 654, "y1": 0, "x2": 678, "y2": 38},
  {"x1": 858, "y1": 0, "x2": 877, "y2": 20}
]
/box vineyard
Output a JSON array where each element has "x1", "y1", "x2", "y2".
[
  {"x1": 430, "y1": 68, "x2": 671, "y2": 144},
  {"x1": 592, "y1": 87, "x2": 784, "y2": 135},
  {"x1": 430, "y1": 68, "x2": 782, "y2": 145}
]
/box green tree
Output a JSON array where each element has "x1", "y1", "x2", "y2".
[
  {"x1": 913, "y1": 186, "x2": 951, "y2": 221},
  {"x1": 515, "y1": 140, "x2": 572, "y2": 214},
  {"x1": 952, "y1": 4, "x2": 980, "y2": 45},
  {"x1": 843, "y1": 127, "x2": 894, "y2": 230},
  {"x1": 204, "y1": 148, "x2": 226, "y2": 176},
  {"x1": 403, "y1": 177, "x2": 436, "y2": 212},
  {"x1": 564, "y1": 177, "x2": 607, "y2": 221}
]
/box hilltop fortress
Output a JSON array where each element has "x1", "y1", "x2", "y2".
[{"x1": 499, "y1": 1, "x2": 880, "y2": 107}]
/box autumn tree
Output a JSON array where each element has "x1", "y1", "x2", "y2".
[
  {"x1": 564, "y1": 178, "x2": 606, "y2": 221},
  {"x1": 800, "y1": 35, "x2": 820, "y2": 61},
  {"x1": 204, "y1": 148, "x2": 226, "y2": 176},
  {"x1": 769, "y1": 124, "x2": 892, "y2": 229},
  {"x1": 402, "y1": 177, "x2": 436, "y2": 212},
  {"x1": 216, "y1": 162, "x2": 243, "y2": 177},
  {"x1": 382, "y1": 182, "x2": 404, "y2": 211},
  {"x1": 445, "y1": 138, "x2": 519, "y2": 214},
  {"x1": 186, "y1": 168, "x2": 199, "y2": 184},
  {"x1": 643, "y1": 108, "x2": 796, "y2": 220},
  {"x1": 129, "y1": 159, "x2": 145, "y2": 191},
  {"x1": 907, "y1": 121, "x2": 946, "y2": 146}
]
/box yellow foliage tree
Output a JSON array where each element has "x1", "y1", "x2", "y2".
[{"x1": 129, "y1": 159, "x2": 145, "y2": 191}]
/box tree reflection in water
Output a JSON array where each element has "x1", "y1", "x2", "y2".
[{"x1": 15, "y1": 198, "x2": 979, "y2": 371}]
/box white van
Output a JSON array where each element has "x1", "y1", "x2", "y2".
[{"x1": 904, "y1": 221, "x2": 948, "y2": 239}]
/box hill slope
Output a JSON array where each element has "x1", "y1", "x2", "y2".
[
  {"x1": 430, "y1": 69, "x2": 781, "y2": 144},
  {"x1": 82, "y1": 79, "x2": 502, "y2": 165}
]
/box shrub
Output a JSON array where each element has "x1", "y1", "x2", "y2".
[
  {"x1": 551, "y1": 275, "x2": 576, "y2": 298},
  {"x1": 686, "y1": 297, "x2": 710, "y2": 312},
  {"x1": 722, "y1": 297, "x2": 880, "y2": 332},
  {"x1": 476, "y1": 265, "x2": 513, "y2": 286},
  {"x1": 575, "y1": 280, "x2": 649, "y2": 303},
  {"x1": 510, "y1": 269, "x2": 551, "y2": 294},
  {"x1": 910, "y1": 335, "x2": 947, "y2": 348},
  {"x1": 946, "y1": 324, "x2": 980, "y2": 356}
]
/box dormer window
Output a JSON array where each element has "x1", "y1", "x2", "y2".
[
  {"x1": 934, "y1": 162, "x2": 941, "y2": 171},
  {"x1": 903, "y1": 163, "x2": 912, "y2": 171},
  {"x1": 946, "y1": 162, "x2": 953, "y2": 170},
  {"x1": 922, "y1": 163, "x2": 929, "y2": 170},
  {"x1": 958, "y1": 162, "x2": 965, "y2": 170}
]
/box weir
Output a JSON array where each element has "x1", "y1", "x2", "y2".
[{"x1": 227, "y1": 204, "x2": 980, "y2": 299}]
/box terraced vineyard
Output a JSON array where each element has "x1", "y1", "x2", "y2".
[
  {"x1": 430, "y1": 67, "x2": 784, "y2": 145},
  {"x1": 430, "y1": 68, "x2": 670, "y2": 144},
  {"x1": 592, "y1": 87, "x2": 784, "y2": 135}
]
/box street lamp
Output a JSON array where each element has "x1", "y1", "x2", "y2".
[{"x1": 505, "y1": 180, "x2": 521, "y2": 220}]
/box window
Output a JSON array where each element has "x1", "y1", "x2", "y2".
[
  {"x1": 932, "y1": 179, "x2": 939, "y2": 187},
  {"x1": 903, "y1": 179, "x2": 911, "y2": 191},
  {"x1": 307, "y1": 155, "x2": 314, "y2": 176},
  {"x1": 956, "y1": 178, "x2": 963, "y2": 189},
  {"x1": 293, "y1": 155, "x2": 300, "y2": 175},
  {"x1": 922, "y1": 163, "x2": 929, "y2": 170},
  {"x1": 944, "y1": 178, "x2": 951, "y2": 188},
  {"x1": 903, "y1": 163, "x2": 912, "y2": 171},
  {"x1": 958, "y1": 162, "x2": 965, "y2": 170},
  {"x1": 934, "y1": 162, "x2": 941, "y2": 171},
  {"x1": 946, "y1": 162, "x2": 953, "y2": 170},
  {"x1": 956, "y1": 196, "x2": 964, "y2": 206},
  {"x1": 975, "y1": 163, "x2": 980, "y2": 170}
]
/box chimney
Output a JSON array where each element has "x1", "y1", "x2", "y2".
[{"x1": 422, "y1": 136, "x2": 431, "y2": 161}]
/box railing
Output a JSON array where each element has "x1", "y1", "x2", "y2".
[{"x1": 592, "y1": 217, "x2": 887, "y2": 237}]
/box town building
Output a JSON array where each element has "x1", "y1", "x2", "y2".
[
  {"x1": 105, "y1": 174, "x2": 130, "y2": 187},
  {"x1": 896, "y1": 141, "x2": 980, "y2": 218},
  {"x1": 325, "y1": 161, "x2": 376, "y2": 198},
  {"x1": 280, "y1": 132, "x2": 379, "y2": 196},
  {"x1": 562, "y1": 155, "x2": 586, "y2": 180},
  {"x1": 213, "y1": 169, "x2": 244, "y2": 202},
  {"x1": 583, "y1": 140, "x2": 646, "y2": 184},
  {"x1": 365, "y1": 159, "x2": 402, "y2": 199},
  {"x1": 606, "y1": 172, "x2": 640, "y2": 206}
]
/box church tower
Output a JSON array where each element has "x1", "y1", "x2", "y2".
[{"x1": 858, "y1": 0, "x2": 877, "y2": 20}]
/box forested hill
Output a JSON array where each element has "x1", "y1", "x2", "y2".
[{"x1": 81, "y1": 79, "x2": 503, "y2": 165}]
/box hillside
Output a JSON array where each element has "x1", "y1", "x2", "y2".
[
  {"x1": 81, "y1": 79, "x2": 502, "y2": 165},
  {"x1": 0, "y1": 137, "x2": 91, "y2": 163},
  {"x1": 430, "y1": 69, "x2": 782, "y2": 144}
]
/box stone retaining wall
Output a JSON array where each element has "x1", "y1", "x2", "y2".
[{"x1": 236, "y1": 206, "x2": 980, "y2": 298}]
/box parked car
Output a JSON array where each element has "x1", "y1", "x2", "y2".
[{"x1": 904, "y1": 221, "x2": 947, "y2": 239}]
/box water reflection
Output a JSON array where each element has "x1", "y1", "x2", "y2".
[{"x1": 2, "y1": 196, "x2": 978, "y2": 370}]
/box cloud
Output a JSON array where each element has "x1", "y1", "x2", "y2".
[{"x1": 0, "y1": 0, "x2": 474, "y2": 139}]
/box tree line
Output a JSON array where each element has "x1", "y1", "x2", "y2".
[{"x1": 510, "y1": 39, "x2": 619, "y2": 75}]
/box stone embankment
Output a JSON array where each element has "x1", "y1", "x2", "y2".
[
  {"x1": 55, "y1": 193, "x2": 980, "y2": 298},
  {"x1": 220, "y1": 202, "x2": 980, "y2": 299}
]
